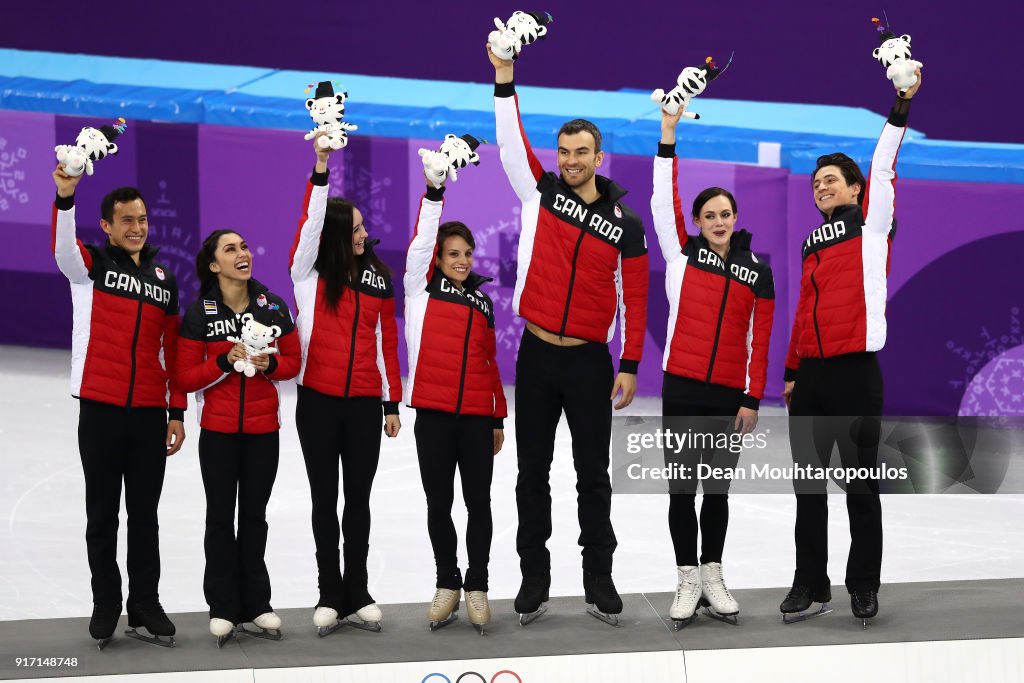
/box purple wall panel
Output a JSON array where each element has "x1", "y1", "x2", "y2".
[
  {"x1": 2, "y1": 0, "x2": 1015, "y2": 142},
  {"x1": 0, "y1": 111, "x2": 55, "y2": 273}
]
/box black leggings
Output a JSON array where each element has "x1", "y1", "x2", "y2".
[
  {"x1": 663, "y1": 374, "x2": 744, "y2": 567},
  {"x1": 78, "y1": 399, "x2": 168, "y2": 604},
  {"x1": 198, "y1": 429, "x2": 279, "y2": 623},
  {"x1": 789, "y1": 353, "x2": 883, "y2": 594},
  {"x1": 415, "y1": 409, "x2": 494, "y2": 592},
  {"x1": 515, "y1": 329, "x2": 616, "y2": 576},
  {"x1": 295, "y1": 386, "x2": 382, "y2": 612}
]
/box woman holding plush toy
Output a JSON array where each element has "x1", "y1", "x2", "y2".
[
  {"x1": 178, "y1": 229, "x2": 300, "y2": 645},
  {"x1": 290, "y1": 132, "x2": 403, "y2": 636},
  {"x1": 650, "y1": 107, "x2": 776, "y2": 629},
  {"x1": 404, "y1": 140, "x2": 506, "y2": 635}
]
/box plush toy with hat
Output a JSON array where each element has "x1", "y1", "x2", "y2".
[
  {"x1": 304, "y1": 81, "x2": 359, "y2": 150},
  {"x1": 226, "y1": 313, "x2": 281, "y2": 378},
  {"x1": 488, "y1": 10, "x2": 552, "y2": 61},
  {"x1": 871, "y1": 17, "x2": 922, "y2": 92},
  {"x1": 651, "y1": 56, "x2": 728, "y2": 120},
  {"x1": 54, "y1": 118, "x2": 126, "y2": 177},
  {"x1": 419, "y1": 134, "x2": 483, "y2": 189}
]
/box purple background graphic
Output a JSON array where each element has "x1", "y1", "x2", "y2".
[
  {"x1": 3, "y1": 108, "x2": 1022, "y2": 414},
  {"x1": 0, "y1": 0, "x2": 1015, "y2": 144}
]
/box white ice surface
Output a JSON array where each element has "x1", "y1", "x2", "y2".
[{"x1": 1, "y1": 345, "x2": 1021, "y2": 620}]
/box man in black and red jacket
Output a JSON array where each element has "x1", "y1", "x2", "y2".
[
  {"x1": 780, "y1": 68, "x2": 924, "y2": 627},
  {"x1": 489, "y1": 45, "x2": 649, "y2": 625},
  {"x1": 52, "y1": 165, "x2": 186, "y2": 647}
]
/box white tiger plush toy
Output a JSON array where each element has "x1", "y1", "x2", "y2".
[
  {"x1": 226, "y1": 313, "x2": 281, "y2": 378},
  {"x1": 304, "y1": 80, "x2": 359, "y2": 150},
  {"x1": 419, "y1": 134, "x2": 482, "y2": 189},
  {"x1": 651, "y1": 57, "x2": 723, "y2": 120},
  {"x1": 54, "y1": 118, "x2": 126, "y2": 177},
  {"x1": 871, "y1": 19, "x2": 922, "y2": 92},
  {"x1": 488, "y1": 10, "x2": 552, "y2": 61}
]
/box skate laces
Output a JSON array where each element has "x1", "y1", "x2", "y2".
[
  {"x1": 675, "y1": 568, "x2": 700, "y2": 601},
  {"x1": 467, "y1": 592, "x2": 488, "y2": 610},
  {"x1": 785, "y1": 585, "x2": 809, "y2": 601},
  {"x1": 703, "y1": 564, "x2": 733, "y2": 601},
  {"x1": 431, "y1": 589, "x2": 454, "y2": 608}
]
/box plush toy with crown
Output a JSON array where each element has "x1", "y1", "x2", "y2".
[
  {"x1": 651, "y1": 57, "x2": 728, "y2": 120},
  {"x1": 488, "y1": 10, "x2": 552, "y2": 61},
  {"x1": 304, "y1": 81, "x2": 359, "y2": 150},
  {"x1": 871, "y1": 17, "x2": 922, "y2": 92},
  {"x1": 226, "y1": 313, "x2": 281, "y2": 378},
  {"x1": 419, "y1": 134, "x2": 483, "y2": 189},
  {"x1": 54, "y1": 118, "x2": 126, "y2": 177}
]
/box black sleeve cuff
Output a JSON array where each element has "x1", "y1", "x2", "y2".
[
  {"x1": 264, "y1": 354, "x2": 279, "y2": 375},
  {"x1": 425, "y1": 185, "x2": 446, "y2": 202},
  {"x1": 888, "y1": 95, "x2": 911, "y2": 127},
  {"x1": 784, "y1": 367, "x2": 799, "y2": 383},
  {"x1": 55, "y1": 193, "x2": 75, "y2": 211},
  {"x1": 493, "y1": 417, "x2": 504, "y2": 429},
  {"x1": 657, "y1": 142, "x2": 676, "y2": 159},
  {"x1": 311, "y1": 168, "x2": 329, "y2": 186},
  {"x1": 494, "y1": 81, "x2": 516, "y2": 98},
  {"x1": 741, "y1": 394, "x2": 761, "y2": 411},
  {"x1": 618, "y1": 359, "x2": 639, "y2": 375},
  {"x1": 383, "y1": 401, "x2": 400, "y2": 415},
  {"x1": 216, "y1": 353, "x2": 234, "y2": 373},
  {"x1": 168, "y1": 408, "x2": 185, "y2": 422}
]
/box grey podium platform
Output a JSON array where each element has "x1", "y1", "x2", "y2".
[{"x1": 1, "y1": 579, "x2": 1021, "y2": 682}]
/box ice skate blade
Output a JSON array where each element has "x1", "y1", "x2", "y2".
[
  {"x1": 316, "y1": 621, "x2": 345, "y2": 638},
  {"x1": 428, "y1": 613, "x2": 459, "y2": 632},
  {"x1": 472, "y1": 623, "x2": 488, "y2": 636},
  {"x1": 344, "y1": 617, "x2": 382, "y2": 633},
  {"x1": 518, "y1": 603, "x2": 547, "y2": 626},
  {"x1": 860, "y1": 617, "x2": 871, "y2": 630},
  {"x1": 124, "y1": 628, "x2": 175, "y2": 648},
  {"x1": 95, "y1": 637, "x2": 113, "y2": 651},
  {"x1": 239, "y1": 624, "x2": 282, "y2": 641},
  {"x1": 782, "y1": 602, "x2": 833, "y2": 625},
  {"x1": 586, "y1": 605, "x2": 620, "y2": 627},
  {"x1": 670, "y1": 614, "x2": 697, "y2": 631},
  {"x1": 216, "y1": 632, "x2": 234, "y2": 648},
  {"x1": 702, "y1": 607, "x2": 739, "y2": 626}
]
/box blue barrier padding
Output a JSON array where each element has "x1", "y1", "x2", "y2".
[
  {"x1": 0, "y1": 49, "x2": 272, "y2": 91},
  {"x1": 3, "y1": 49, "x2": 1023, "y2": 183}
]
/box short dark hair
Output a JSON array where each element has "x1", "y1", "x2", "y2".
[
  {"x1": 437, "y1": 221, "x2": 475, "y2": 252},
  {"x1": 692, "y1": 187, "x2": 738, "y2": 219},
  {"x1": 195, "y1": 229, "x2": 242, "y2": 296},
  {"x1": 100, "y1": 187, "x2": 146, "y2": 223},
  {"x1": 557, "y1": 119, "x2": 602, "y2": 153},
  {"x1": 813, "y1": 153, "x2": 866, "y2": 207}
]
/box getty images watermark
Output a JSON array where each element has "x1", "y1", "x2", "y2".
[{"x1": 611, "y1": 415, "x2": 1024, "y2": 495}]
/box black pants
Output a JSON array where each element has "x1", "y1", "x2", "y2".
[
  {"x1": 515, "y1": 328, "x2": 616, "y2": 576},
  {"x1": 663, "y1": 375, "x2": 743, "y2": 567},
  {"x1": 78, "y1": 399, "x2": 168, "y2": 604},
  {"x1": 296, "y1": 386, "x2": 382, "y2": 612},
  {"x1": 198, "y1": 429, "x2": 279, "y2": 622},
  {"x1": 789, "y1": 353, "x2": 884, "y2": 593},
  {"x1": 415, "y1": 409, "x2": 494, "y2": 592}
]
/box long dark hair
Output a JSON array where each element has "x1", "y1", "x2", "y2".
[
  {"x1": 315, "y1": 198, "x2": 391, "y2": 309},
  {"x1": 691, "y1": 187, "x2": 738, "y2": 219},
  {"x1": 195, "y1": 229, "x2": 242, "y2": 296}
]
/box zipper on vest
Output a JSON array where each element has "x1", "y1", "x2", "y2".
[
  {"x1": 238, "y1": 375, "x2": 247, "y2": 433},
  {"x1": 344, "y1": 288, "x2": 361, "y2": 396},
  {"x1": 558, "y1": 231, "x2": 587, "y2": 337},
  {"x1": 706, "y1": 274, "x2": 732, "y2": 383},
  {"x1": 454, "y1": 305, "x2": 475, "y2": 415},
  {"x1": 810, "y1": 253, "x2": 825, "y2": 358},
  {"x1": 125, "y1": 299, "x2": 144, "y2": 406}
]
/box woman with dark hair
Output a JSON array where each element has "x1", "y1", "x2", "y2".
[
  {"x1": 780, "y1": 69, "x2": 923, "y2": 628},
  {"x1": 650, "y1": 108, "x2": 776, "y2": 628},
  {"x1": 290, "y1": 133, "x2": 403, "y2": 636},
  {"x1": 178, "y1": 229, "x2": 300, "y2": 645},
  {"x1": 404, "y1": 147, "x2": 506, "y2": 635}
]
